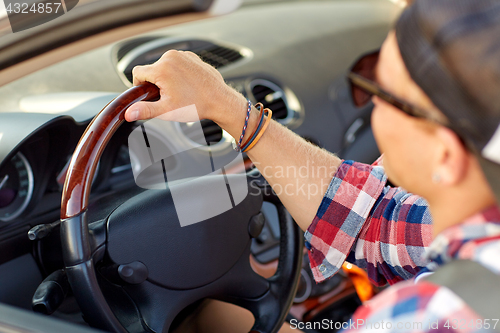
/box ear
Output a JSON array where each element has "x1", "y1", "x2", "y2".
[{"x1": 433, "y1": 126, "x2": 469, "y2": 186}]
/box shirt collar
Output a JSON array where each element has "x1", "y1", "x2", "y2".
[{"x1": 424, "y1": 205, "x2": 500, "y2": 268}]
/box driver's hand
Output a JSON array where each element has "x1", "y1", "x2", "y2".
[{"x1": 124, "y1": 50, "x2": 246, "y2": 124}]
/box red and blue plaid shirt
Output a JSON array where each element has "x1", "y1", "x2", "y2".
[{"x1": 305, "y1": 160, "x2": 500, "y2": 332}]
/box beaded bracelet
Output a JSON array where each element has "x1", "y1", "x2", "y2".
[
  {"x1": 242, "y1": 108, "x2": 272, "y2": 153},
  {"x1": 240, "y1": 103, "x2": 265, "y2": 151},
  {"x1": 233, "y1": 99, "x2": 252, "y2": 152}
]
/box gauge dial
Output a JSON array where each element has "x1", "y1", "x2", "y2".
[{"x1": 0, "y1": 152, "x2": 34, "y2": 222}]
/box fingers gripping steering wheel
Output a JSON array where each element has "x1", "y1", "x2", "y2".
[{"x1": 60, "y1": 83, "x2": 303, "y2": 333}]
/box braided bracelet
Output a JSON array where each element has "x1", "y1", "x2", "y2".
[
  {"x1": 242, "y1": 108, "x2": 272, "y2": 153},
  {"x1": 233, "y1": 99, "x2": 252, "y2": 152},
  {"x1": 240, "y1": 103, "x2": 265, "y2": 151}
]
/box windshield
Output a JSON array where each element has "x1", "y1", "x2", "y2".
[
  {"x1": 0, "y1": 0, "x2": 377, "y2": 39},
  {"x1": 0, "y1": 0, "x2": 110, "y2": 37},
  {"x1": 0, "y1": 0, "x2": 405, "y2": 38}
]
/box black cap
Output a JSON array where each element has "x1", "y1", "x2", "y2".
[{"x1": 395, "y1": 0, "x2": 500, "y2": 204}]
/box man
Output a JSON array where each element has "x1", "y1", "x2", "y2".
[{"x1": 125, "y1": 0, "x2": 500, "y2": 331}]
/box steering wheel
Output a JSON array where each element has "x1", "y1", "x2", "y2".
[{"x1": 59, "y1": 83, "x2": 303, "y2": 333}]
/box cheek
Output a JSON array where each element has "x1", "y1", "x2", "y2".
[
  {"x1": 371, "y1": 103, "x2": 395, "y2": 154},
  {"x1": 371, "y1": 105, "x2": 404, "y2": 184},
  {"x1": 371, "y1": 103, "x2": 431, "y2": 190}
]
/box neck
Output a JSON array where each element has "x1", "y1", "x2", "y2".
[{"x1": 428, "y1": 182, "x2": 496, "y2": 238}]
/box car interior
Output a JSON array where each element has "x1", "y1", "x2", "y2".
[{"x1": 0, "y1": 0, "x2": 402, "y2": 332}]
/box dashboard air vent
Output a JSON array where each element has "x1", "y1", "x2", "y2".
[
  {"x1": 195, "y1": 45, "x2": 243, "y2": 69},
  {"x1": 124, "y1": 70, "x2": 135, "y2": 84},
  {"x1": 250, "y1": 80, "x2": 289, "y2": 120},
  {"x1": 179, "y1": 120, "x2": 223, "y2": 146},
  {"x1": 117, "y1": 38, "x2": 247, "y2": 85}
]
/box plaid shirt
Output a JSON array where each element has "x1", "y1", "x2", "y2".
[
  {"x1": 305, "y1": 160, "x2": 500, "y2": 332},
  {"x1": 305, "y1": 159, "x2": 432, "y2": 285}
]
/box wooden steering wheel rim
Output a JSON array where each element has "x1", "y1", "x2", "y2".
[
  {"x1": 59, "y1": 83, "x2": 159, "y2": 333},
  {"x1": 61, "y1": 82, "x2": 159, "y2": 219}
]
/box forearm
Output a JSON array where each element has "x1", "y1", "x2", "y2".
[{"x1": 216, "y1": 94, "x2": 342, "y2": 231}]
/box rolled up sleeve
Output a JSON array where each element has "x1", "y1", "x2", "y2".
[{"x1": 304, "y1": 160, "x2": 387, "y2": 283}]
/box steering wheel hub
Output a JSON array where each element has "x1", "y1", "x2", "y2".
[{"x1": 107, "y1": 177, "x2": 260, "y2": 289}]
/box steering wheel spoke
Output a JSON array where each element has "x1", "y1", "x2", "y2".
[
  {"x1": 119, "y1": 281, "x2": 202, "y2": 332},
  {"x1": 213, "y1": 246, "x2": 270, "y2": 301}
]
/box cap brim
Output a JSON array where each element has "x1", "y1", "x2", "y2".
[{"x1": 478, "y1": 155, "x2": 500, "y2": 205}]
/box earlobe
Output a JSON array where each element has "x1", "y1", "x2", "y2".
[{"x1": 434, "y1": 127, "x2": 469, "y2": 186}]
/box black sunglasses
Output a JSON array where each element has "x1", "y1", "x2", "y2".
[{"x1": 347, "y1": 50, "x2": 450, "y2": 127}]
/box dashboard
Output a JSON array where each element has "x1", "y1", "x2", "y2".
[{"x1": 0, "y1": 0, "x2": 400, "y2": 326}]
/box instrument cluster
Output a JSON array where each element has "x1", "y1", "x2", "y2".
[
  {"x1": 0, "y1": 152, "x2": 34, "y2": 222},
  {"x1": 0, "y1": 120, "x2": 137, "y2": 225}
]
